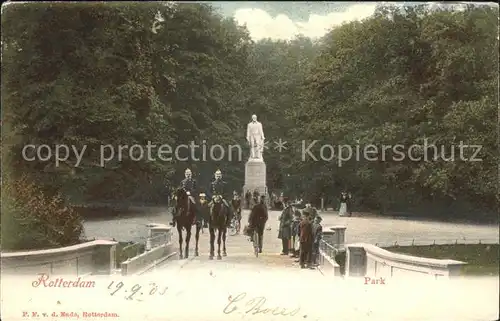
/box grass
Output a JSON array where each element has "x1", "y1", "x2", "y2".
[{"x1": 383, "y1": 244, "x2": 500, "y2": 276}]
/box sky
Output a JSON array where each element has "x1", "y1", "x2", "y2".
[{"x1": 207, "y1": 1, "x2": 498, "y2": 41}]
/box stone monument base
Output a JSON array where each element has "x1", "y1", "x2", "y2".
[{"x1": 243, "y1": 158, "x2": 268, "y2": 206}]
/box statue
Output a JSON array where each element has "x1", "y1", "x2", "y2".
[{"x1": 246, "y1": 114, "x2": 265, "y2": 160}]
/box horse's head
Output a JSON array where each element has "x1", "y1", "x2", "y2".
[{"x1": 176, "y1": 188, "x2": 189, "y2": 204}]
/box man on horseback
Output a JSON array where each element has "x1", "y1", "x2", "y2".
[
  {"x1": 171, "y1": 168, "x2": 198, "y2": 227},
  {"x1": 209, "y1": 169, "x2": 233, "y2": 224}
]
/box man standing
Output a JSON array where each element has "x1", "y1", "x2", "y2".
[
  {"x1": 199, "y1": 192, "x2": 209, "y2": 228},
  {"x1": 299, "y1": 212, "x2": 313, "y2": 269},
  {"x1": 311, "y1": 216, "x2": 323, "y2": 266},
  {"x1": 290, "y1": 209, "x2": 302, "y2": 258},
  {"x1": 278, "y1": 197, "x2": 293, "y2": 255}
]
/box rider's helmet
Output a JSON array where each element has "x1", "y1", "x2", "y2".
[
  {"x1": 215, "y1": 169, "x2": 222, "y2": 180},
  {"x1": 185, "y1": 168, "x2": 192, "y2": 179}
]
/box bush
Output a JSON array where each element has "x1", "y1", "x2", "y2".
[{"x1": 1, "y1": 175, "x2": 84, "y2": 251}]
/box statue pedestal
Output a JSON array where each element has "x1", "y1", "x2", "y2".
[{"x1": 243, "y1": 158, "x2": 267, "y2": 204}]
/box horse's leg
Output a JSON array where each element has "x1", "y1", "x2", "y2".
[
  {"x1": 194, "y1": 222, "x2": 201, "y2": 256},
  {"x1": 177, "y1": 223, "x2": 184, "y2": 259},
  {"x1": 209, "y1": 227, "x2": 215, "y2": 260},
  {"x1": 222, "y1": 227, "x2": 227, "y2": 256},
  {"x1": 184, "y1": 222, "x2": 192, "y2": 259},
  {"x1": 216, "y1": 228, "x2": 222, "y2": 260}
]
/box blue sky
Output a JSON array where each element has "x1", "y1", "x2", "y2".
[{"x1": 203, "y1": 1, "x2": 498, "y2": 40}]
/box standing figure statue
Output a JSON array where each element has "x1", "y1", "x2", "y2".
[{"x1": 246, "y1": 114, "x2": 265, "y2": 160}]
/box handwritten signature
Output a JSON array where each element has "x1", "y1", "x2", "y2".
[
  {"x1": 107, "y1": 281, "x2": 168, "y2": 301},
  {"x1": 223, "y1": 292, "x2": 300, "y2": 317}
]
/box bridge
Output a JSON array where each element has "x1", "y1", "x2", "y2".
[{"x1": 1, "y1": 210, "x2": 499, "y2": 320}]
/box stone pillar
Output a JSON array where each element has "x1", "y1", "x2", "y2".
[
  {"x1": 147, "y1": 223, "x2": 171, "y2": 248},
  {"x1": 321, "y1": 226, "x2": 346, "y2": 250},
  {"x1": 345, "y1": 246, "x2": 367, "y2": 277},
  {"x1": 243, "y1": 158, "x2": 267, "y2": 204},
  {"x1": 322, "y1": 229, "x2": 336, "y2": 246},
  {"x1": 330, "y1": 226, "x2": 346, "y2": 250},
  {"x1": 91, "y1": 241, "x2": 118, "y2": 275}
]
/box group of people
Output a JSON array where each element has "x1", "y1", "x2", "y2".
[
  {"x1": 278, "y1": 199, "x2": 323, "y2": 269},
  {"x1": 169, "y1": 168, "x2": 240, "y2": 228}
]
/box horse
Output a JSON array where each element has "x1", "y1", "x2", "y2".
[
  {"x1": 174, "y1": 188, "x2": 202, "y2": 259},
  {"x1": 209, "y1": 194, "x2": 230, "y2": 260}
]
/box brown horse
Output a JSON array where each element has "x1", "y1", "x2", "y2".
[
  {"x1": 209, "y1": 194, "x2": 229, "y2": 260},
  {"x1": 174, "y1": 188, "x2": 202, "y2": 259}
]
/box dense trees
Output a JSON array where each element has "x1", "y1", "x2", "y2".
[
  {"x1": 1, "y1": 2, "x2": 497, "y2": 249},
  {"x1": 293, "y1": 5, "x2": 498, "y2": 221}
]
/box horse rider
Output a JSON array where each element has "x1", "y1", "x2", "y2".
[
  {"x1": 171, "y1": 168, "x2": 198, "y2": 227},
  {"x1": 209, "y1": 169, "x2": 233, "y2": 224}
]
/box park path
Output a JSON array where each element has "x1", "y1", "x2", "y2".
[
  {"x1": 83, "y1": 207, "x2": 499, "y2": 245},
  {"x1": 147, "y1": 209, "x2": 313, "y2": 274}
]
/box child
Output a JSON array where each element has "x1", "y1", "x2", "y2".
[
  {"x1": 290, "y1": 209, "x2": 302, "y2": 258},
  {"x1": 312, "y1": 216, "x2": 323, "y2": 266}
]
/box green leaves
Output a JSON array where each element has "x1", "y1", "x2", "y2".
[{"x1": 290, "y1": 5, "x2": 498, "y2": 219}]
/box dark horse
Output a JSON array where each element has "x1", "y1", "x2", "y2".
[
  {"x1": 209, "y1": 194, "x2": 230, "y2": 260},
  {"x1": 174, "y1": 188, "x2": 202, "y2": 259}
]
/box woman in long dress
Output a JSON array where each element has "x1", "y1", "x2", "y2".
[{"x1": 339, "y1": 192, "x2": 348, "y2": 216}]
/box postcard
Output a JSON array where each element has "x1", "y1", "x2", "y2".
[{"x1": 1, "y1": 1, "x2": 498, "y2": 320}]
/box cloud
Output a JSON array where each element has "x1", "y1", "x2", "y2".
[{"x1": 233, "y1": 4, "x2": 378, "y2": 41}]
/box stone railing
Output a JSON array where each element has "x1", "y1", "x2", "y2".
[
  {"x1": 120, "y1": 223, "x2": 175, "y2": 276},
  {"x1": 345, "y1": 243, "x2": 467, "y2": 278},
  {"x1": 317, "y1": 225, "x2": 347, "y2": 276},
  {"x1": 1, "y1": 240, "x2": 118, "y2": 276}
]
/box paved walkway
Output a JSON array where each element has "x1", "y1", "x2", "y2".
[
  {"x1": 84, "y1": 207, "x2": 499, "y2": 245},
  {"x1": 147, "y1": 209, "x2": 316, "y2": 274}
]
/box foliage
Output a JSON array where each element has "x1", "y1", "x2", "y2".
[
  {"x1": 1, "y1": 2, "x2": 498, "y2": 236},
  {"x1": 289, "y1": 5, "x2": 498, "y2": 221},
  {"x1": 1, "y1": 175, "x2": 84, "y2": 250}
]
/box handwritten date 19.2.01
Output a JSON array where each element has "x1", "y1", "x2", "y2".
[{"x1": 107, "y1": 281, "x2": 168, "y2": 301}]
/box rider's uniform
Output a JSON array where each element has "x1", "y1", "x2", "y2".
[
  {"x1": 172, "y1": 169, "x2": 198, "y2": 225},
  {"x1": 180, "y1": 176, "x2": 197, "y2": 199},
  {"x1": 210, "y1": 176, "x2": 233, "y2": 220},
  {"x1": 181, "y1": 176, "x2": 201, "y2": 220}
]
